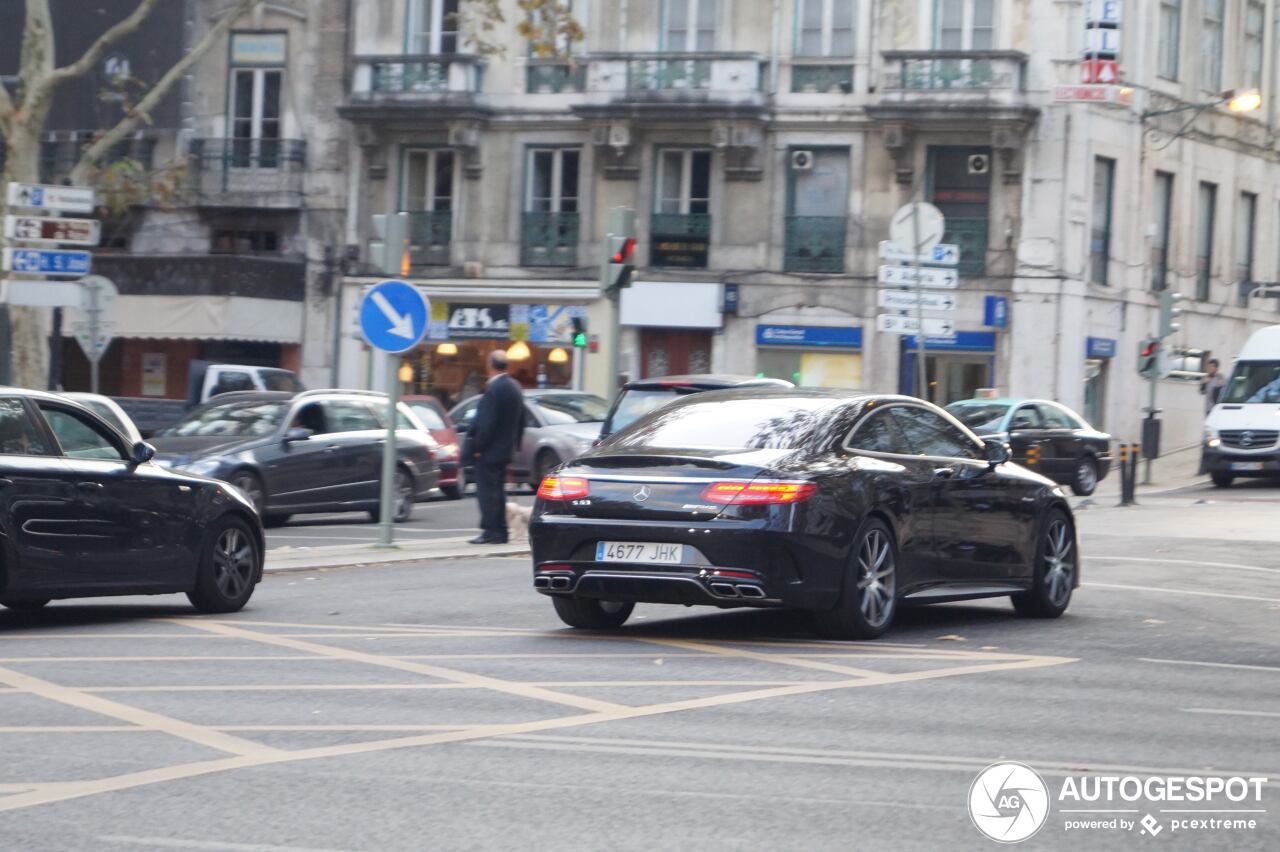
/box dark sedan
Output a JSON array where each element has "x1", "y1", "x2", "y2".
[
  {"x1": 149, "y1": 390, "x2": 438, "y2": 526},
  {"x1": 0, "y1": 389, "x2": 263, "y2": 614},
  {"x1": 529, "y1": 389, "x2": 1078, "y2": 639},
  {"x1": 945, "y1": 398, "x2": 1112, "y2": 496}
]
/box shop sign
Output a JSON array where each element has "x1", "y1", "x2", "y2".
[
  {"x1": 526, "y1": 305, "x2": 587, "y2": 344},
  {"x1": 426, "y1": 301, "x2": 451, "y2": 341},
  {"x1": 447, "y1": 303, "x2": 510, "y2": 339},
  {"x1": 756, "y1": 325, "x2": 862, "y2": 349},
  {"x1": 983, "y1": 295, "x2": 1009, "y2": 329},
  {"x1": 1087, "y1": 336, "x2": 1117, "y2": 358},
  {"x1": 903, "y1": 331, "x2": 997, "y2": 352},
  {"x1": 650, "y1": 235, "x2": 709, "y2": 268}
]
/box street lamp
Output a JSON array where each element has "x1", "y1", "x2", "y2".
[{"x1": 1142, "y1": 88, "x2": 1261, "y2": 128}]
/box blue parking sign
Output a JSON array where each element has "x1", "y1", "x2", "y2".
[{"x1": 360, "y1": 280, "x2": 430, "y2": 353}]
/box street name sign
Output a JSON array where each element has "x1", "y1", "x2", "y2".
[
  {"x1": 877, "y1": 314, "x2": 955, "y2": 336},
  {"x1": 2, "y1": 248, "x2": 92, "y2": 275},
  {"x1": 359, "y1": 279, "x2": 430, "y2": 353},
  {"x1": 2, "y1": 280, "x2": 86, "y2": 307},
  {"x1": 6, "y1": 182, "x2": 95, "y2": 213},
  {"x1": 4, "y1": 215, "x2": 101, "y2": 246},
  {"x1": 877, "y1": 290, "x2": 957, "y2": 312},
  {"x1": 877, "y1": 264, "x2": 959, "y2": 289},
  {"x1": 878, "y1": 240, "x2": 960, "y2": 266}
]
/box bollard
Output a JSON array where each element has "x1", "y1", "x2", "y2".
[
  {"x1": 1117, "y1": 443, "x2": 1138, "y2": 506},
  {"x1": 1026, "y1": 443, "x2": 1040, "y2": 467}
]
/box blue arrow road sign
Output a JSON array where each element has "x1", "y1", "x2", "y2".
[
  {"x1": 2, "y1": 248, "x2": 92, "y2": 275},
  {"x1": 360, "y1": 280, "x2": 430, "y2": 353}
]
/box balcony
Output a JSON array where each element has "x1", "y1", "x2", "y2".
[
  {"x1": 521, "y1": 212, "x2": 580, "y2": 267},
  {"x1": 406, "y1": 211, "x2": 452, "y2": 267},
  {"x1": 784, "y1": 216, "x2": 846, "y2": 274},
  {"x1": 790, "y1": 62, "x2": 855, "y2": 94},
  {"x1": 650, "y1": 213, "x2": 711, "y2": 268},
  {"x1": 527, "y1": 60, "x2": 586, "y2": 94},
  {"x1": 345, "y1": 55, "x2": 485, "y2": 120},
  {"x1": 188, "y1": 138, "x2": 305, "y2": 209},
  {"x1": 871, "y1": 51, "x2": 1034, "y2": 127},
  {"x1": 572, "y1": 53, "x2": 770, "y2": 119}
]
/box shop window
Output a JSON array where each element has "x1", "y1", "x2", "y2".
[{"x1": 928, "y1": 146, "x2": 990, "y2": 275}]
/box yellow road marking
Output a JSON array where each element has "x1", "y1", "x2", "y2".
[
  {"x1": 71, "y1": 679, "x2": 813, "y2": 694},
  {"x1": 0, "y1": 665, "x2": 281, "y2": 758},
  {"x1": 637, "y1": 637, "x2": 890, "y2": 679}
]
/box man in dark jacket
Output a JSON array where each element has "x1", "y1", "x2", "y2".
[{"x1": 465, "y1": 350, "x2": 526, "y2": 544}]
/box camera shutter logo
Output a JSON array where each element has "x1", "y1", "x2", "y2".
[{"x1": 968, "y1": 762, "x2": 1050, "y2": 843}]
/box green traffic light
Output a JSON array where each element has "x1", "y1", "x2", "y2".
[{"x1": 573, "y1": 332, "x2": 587, "y2": 348}]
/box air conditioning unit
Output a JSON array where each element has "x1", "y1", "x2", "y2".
[
  {"x1": 968, "y1": 153, "x2": 991, "y2": 175},
  {"x1": 608, "y1": 122, "x2": 631, "y2": 149},
  {"x1": 791, "y1": 149, "x2": 815, "y2": 171},
  {"x1": 448, "y1": 125, "x2": 479, "y2": 149}
]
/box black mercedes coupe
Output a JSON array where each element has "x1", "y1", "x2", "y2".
[{"x1": 529, "y1": 389, "x2": 1078, "y2": 639}]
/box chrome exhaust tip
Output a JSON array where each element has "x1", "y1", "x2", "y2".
[
  {"x1": 533, "y1": 576, "x2": 551, "y2": 589},
  {"x1": 737, "y1": 585, "x2": 766, "y2": 598},
  {"x1": 549, "y1": 576, "x2": 572, "y2": 591},
  {"x1": 708, "y1": 582, "x2": 739, "y2": 597}
]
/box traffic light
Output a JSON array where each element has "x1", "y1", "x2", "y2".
[
  {"x1": 1158, "y1": 290, "x2": 1184, "y2": 338},
  {"x1": 606, "y1": 234, "x2": 636, "y2": 294},
  {"x1": 1137, "y1": 337, "x2": 1168, "y2": 379},
  {"x1": 571, "y1": 316, "x2": 587, "y2": 348},
  {"x1": 370, "y1": 212, "x2": 411, "y2": 276}
]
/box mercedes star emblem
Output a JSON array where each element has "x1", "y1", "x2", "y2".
[{"x1": 632, "y1": 485, "x2": 651, "y2": 503}]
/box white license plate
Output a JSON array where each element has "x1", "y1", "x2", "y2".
[
  {"x1": 595, "y1": 541, "x2": 685, "y2": 564},
  {"x1": 1231, "y1": 462, "x2": 1265, "y2": 471}
]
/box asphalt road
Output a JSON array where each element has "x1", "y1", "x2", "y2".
[{"x1": 1, "y1": 491, "x2": 1277, "y2": 851}]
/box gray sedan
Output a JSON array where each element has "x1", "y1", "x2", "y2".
[{"x1": 450, "y1": 390, "x2": 610, "y2": 487}]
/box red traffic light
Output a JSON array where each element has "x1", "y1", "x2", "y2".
[
  {"x1": 611, "y1": 237, "x2": 636, "y2": 264},
  {"x1": 1141, "y1": 341, "x2": 1160, "y2": 357}
]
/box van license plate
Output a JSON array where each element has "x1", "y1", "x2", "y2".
[
  {"x1": 1231, "y1": 462, "x2": 1264, "y2": 471},
  {"x1": 595, "y1": 542, "x2": 685, "y2": 564}
]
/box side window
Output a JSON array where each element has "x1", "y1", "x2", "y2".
[
  {"x1": 39, "y1": 406, "x2": 125, "y2": 461},
  {"x1": 211, "y1": 371, "x2": 255, "y2": 396},
  {"x1": 890, "y1": 407, "x2": 980, "y2": 460},
  {"x1": 323, "y1": 401, "x2": 382, "y2": 433},
  {"x1": 1009, "y1": 405, "x2": 1044, "y2": 431},
  {"x1": 1037, "y1": 404, "x2": 1078, "y2": 430},
  {"x1": 846, "y1": 409, "x2": 911, "y2": 455},
  {"x1": 289, "y1": 402, "x2": 329, "y2": 434},
  {"x1": 0, "y1": 399, "x2": 52, "y2": 456}
]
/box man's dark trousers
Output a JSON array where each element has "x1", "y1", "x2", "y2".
[{"x1": 475, "y1": 462, "x2": 507, "y2": 540}]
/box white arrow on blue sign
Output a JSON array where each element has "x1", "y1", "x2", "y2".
[
  {"x1": 2, "y1": 248, "x2": 92, "y2": 275},
  {"x1": 359, "y1": 279, "x2": 430, "y2": 353}
]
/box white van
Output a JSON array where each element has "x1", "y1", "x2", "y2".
[{"x1": 1202, "y1": 324, "x2": 1280, "y2": 486}]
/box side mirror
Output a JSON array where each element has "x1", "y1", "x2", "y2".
[
  {"x1": 130, "y1": 441, "x2": 156, "y2": 465},
  {"x1": 982, "y1": 438, "x2": 1010, "y2": 469},
  {"x1": 284, "y1": 427, "x2": 313, "y2": 443}
]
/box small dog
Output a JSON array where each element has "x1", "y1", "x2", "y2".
[{"x1": 505, "y1": 502, "x2": 533, "y2": 541}]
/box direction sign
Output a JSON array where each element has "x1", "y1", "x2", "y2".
[
  {"x1": 889, "y1": 202, "x2": 945, "y2": 253},
  {"x1": 877, "y1": 314, "x2": 955, "y2": 336},
  {"x1": 4, "y1": 215, "x2": 101, "y2": 247},
  {"x1": 2, "y1": 248, "x2": 92, "y2": 275},
  {"x1": 877, "y1": 290, "x2": 957, "y2": 312},
  {"x1": 359, "y1": 279, "x2": 430, "y2": 353},
  {"x1": 877, "y1": 264, "x2": 959, "y2": 289},
  {"x1": 878, "y1": 241, "x2": 960, "y2": 266},
  {"x1": 6, "y1": 182, "x2": 95, "y2": 214},
  {"x1": 2, "y1": 280, "x2": 86, "y2": 307}
]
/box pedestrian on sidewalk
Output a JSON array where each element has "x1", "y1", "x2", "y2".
[
  {"x1": 1200, "y1": 359, "x2": 1227, "y2": 413},
  {"x1": 465, "y1": 350, "x2": 526, "y2": 544}
]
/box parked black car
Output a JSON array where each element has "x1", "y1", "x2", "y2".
[
  {"x1": 945, "y1": 398, "x2": 1112, "y2": 496},
  {"x1": 149, "y1": 390, "x2": 438, "y2": 527},
  {"x1": 0, "y1": 389, "x2": 263, "y2": 614},
  {"x1": 530, "y1": 389, "x2": 1078, "y2": 639},
  {"x1": 597, "y1": 374, "x2": 794, "y2": 442}
]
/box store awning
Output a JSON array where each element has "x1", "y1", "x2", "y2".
[{"x1": 64, "y1": 295, "x2": 304, "y2": 344}]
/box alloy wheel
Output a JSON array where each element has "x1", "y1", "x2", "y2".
[
  {"x1": 1042, "y1": 518, "x2": 1074, "y2": 608},
  {"x1": 856, "y1": 528, "x2": 896, "y2": 628},
  {"x1": 1075, "y1": 458, "x2": 1098, "y2": 494},
  {"x1": 213, "y1": 527, "x2": 255, "y2": 600}
]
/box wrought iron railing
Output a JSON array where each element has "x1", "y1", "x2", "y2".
[
  {"x1": 353, "y1": 55, "x2": 484, "y2": 97},
  {"x1": 188, "y1": 138, "x2": 305, "y2": 207},
  {"x1": 650, "y1": 213, "x2": 712, "y2": 239},
  {"x1": 784, "y1": 216, "x2": 846, "y2": 273},
  {"x1": 520, "y1": 212, "x2": 580, "y2": 267},
  {"x1": 405, "y1": 210, "x2": 452, "y2": 267},
  {"x1": 791, "y1": 63, "x2": 855, "y2": 94},
  {"x1": 942, "y1": 217, "x2": 988, "y2": 275},
  {"x1": 627, "y1": 57, "x2": 712, "y2": 91},
  {"x1": 527, "y1": 61, "x2": 586, "y2": 94},
  {"x1": 880, "y1": 51, "x2": 1027, "y2": 94}
]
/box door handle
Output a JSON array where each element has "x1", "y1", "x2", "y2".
[
  {"x1": 932, "y1": 467, "x2": 955, "y2": 480},
  {"x1": 77, "y1": 481, "x2": 105, "y2": 491},
  {"x1": 324, "y1": 444, "x2": 341, "y2": 453}
]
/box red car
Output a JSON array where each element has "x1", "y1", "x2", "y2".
[{"x1": 404, "y1": 396, "x2": 465, "y2": 499}]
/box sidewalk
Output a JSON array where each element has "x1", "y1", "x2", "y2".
[
  {"x1": 1089, "y1": 442, "x2": 1206, "y2": 500},
  {"x1": 266, "y1": 535, "x2": 530, "y2": 573}
]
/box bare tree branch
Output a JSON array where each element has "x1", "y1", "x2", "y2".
[
  {"x1": 0, "y1": 83, "x2": 14, "y2": 139},
  {"x1": 43, "y1": 0, "x2": 162, "y2": 91},
  {"x1": 71, "y1": 0, "x2": 261, "y2": 183}
]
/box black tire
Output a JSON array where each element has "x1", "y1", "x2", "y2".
[
  {"x1": 187, "y1": 516, "x2": 260, "y2": 614},
  {"x1": 551, "y1": 595, "x2": 634, "y2": 629},
  {"x1": 1070, "y1": 455, "x2": 1099, "y2": 496},
  {"x1": 533, "y1": 449, "x2": 561, "y2": 488},
  {"x1": 440, "y1": 466, "x2": 465, "y2": 500},
  {"x1": 368, "y1": 468, "x2": 415, "y2": 523},
  {"x1": 1011, "y1": 509, "x2": 1076, "y2": 618},
  {"x1": 812, "y1": 518, "x2": 899, "y2": 640},
  {"x1": 1211, "y1": 472, "x2": 1234, "y2": 488},
  {"x1": 263, "y1": 514, "x2": 291, "y2": 529},
  {"x1": 0, "y1": 598, "x2": 51, "y2": 611},
  {"x1": 229, "y1": 470, "x2": 266, "y2": 515}
]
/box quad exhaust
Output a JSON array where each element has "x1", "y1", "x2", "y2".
[
  {"x1": 533, "y1": 576, "x2": 551, "y2": 589},
  {"x1": 549, "y1": 575, "x2": 572, "y2": 591},
  {"x1": 737, "y1": 585, "x2": 765, "y2": 598},
  {"x1": 708, "y1": 582, "x2": 738, "y2": 597}
]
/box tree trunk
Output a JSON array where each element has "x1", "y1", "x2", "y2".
[{"x1": 1, "y1": 121, "x2": 52, "y2": 389}]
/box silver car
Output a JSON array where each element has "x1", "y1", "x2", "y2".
[{"x1": 450, "y1": 389, "x2": 610, "y2": 487}]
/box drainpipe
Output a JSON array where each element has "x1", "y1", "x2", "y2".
[{"x1": 770, "y1": 0, "x2": 781, "y2": 95}]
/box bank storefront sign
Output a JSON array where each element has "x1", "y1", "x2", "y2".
[{"x1": 756, "y1": 325, "x2": 862, "y2": 348}]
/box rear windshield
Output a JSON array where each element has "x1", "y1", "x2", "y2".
[
  {"x1": 608, "y1": 389, "x2": 686, "y2": 434},
  {"x1": 261, "y1": 369, "x2": 303, "y2": 393},
  {"x1": 612, "y1": 398, "x2": 833, "y2": 451},
  {"x1": 1221, "y1": 361, "x2": 1280, "y2": 404},
  {"x1": 533, "y1": 393, "x2": 610, "y2": 425},
  {"x1": 410, "y1": 404, "x2": 447, "y2": 430},
  {"x1": 945, "y1": 402, "x2": 1010, "y2": 433},
  {"x1": 162, "y1": 401, "x2": 286, "y2": 437}
]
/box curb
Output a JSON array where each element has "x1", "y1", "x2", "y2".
[{"x1": 265, "y1": 536, "x2": 531, "y2": 573}]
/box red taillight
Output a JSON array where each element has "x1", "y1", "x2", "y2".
[
  {"x1": 537, "y1": 475, "x2": 590, "y2": 500},
  {"x1": 701, "y1": 480, "x2": 815, "y2": 505}
]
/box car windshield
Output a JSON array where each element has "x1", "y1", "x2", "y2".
[
  {"x1": 945, "y1": 402, "x2": 1011, "y2": 433},
  {"x1": 608, "y1": 388, "x2": 689, "y2": 434},
  {"x1": 613, "y1": 397, "x2": 833, "y2": 451},
  {"x1": 410, "y1": 404, "x2": 447, "y2": 430},
  {"x1": 162, "y1": 400, "x2": 286, "y2": 437},
  {"x1": 1220, "y1": 361, "x2": 1280, "y2": 404},
  {"x1": 261, "y1": 369, "x2": 303, "y2": 393},
  {"x1": 532, "y1": 393, "x2": 610, "y2": 425}
]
